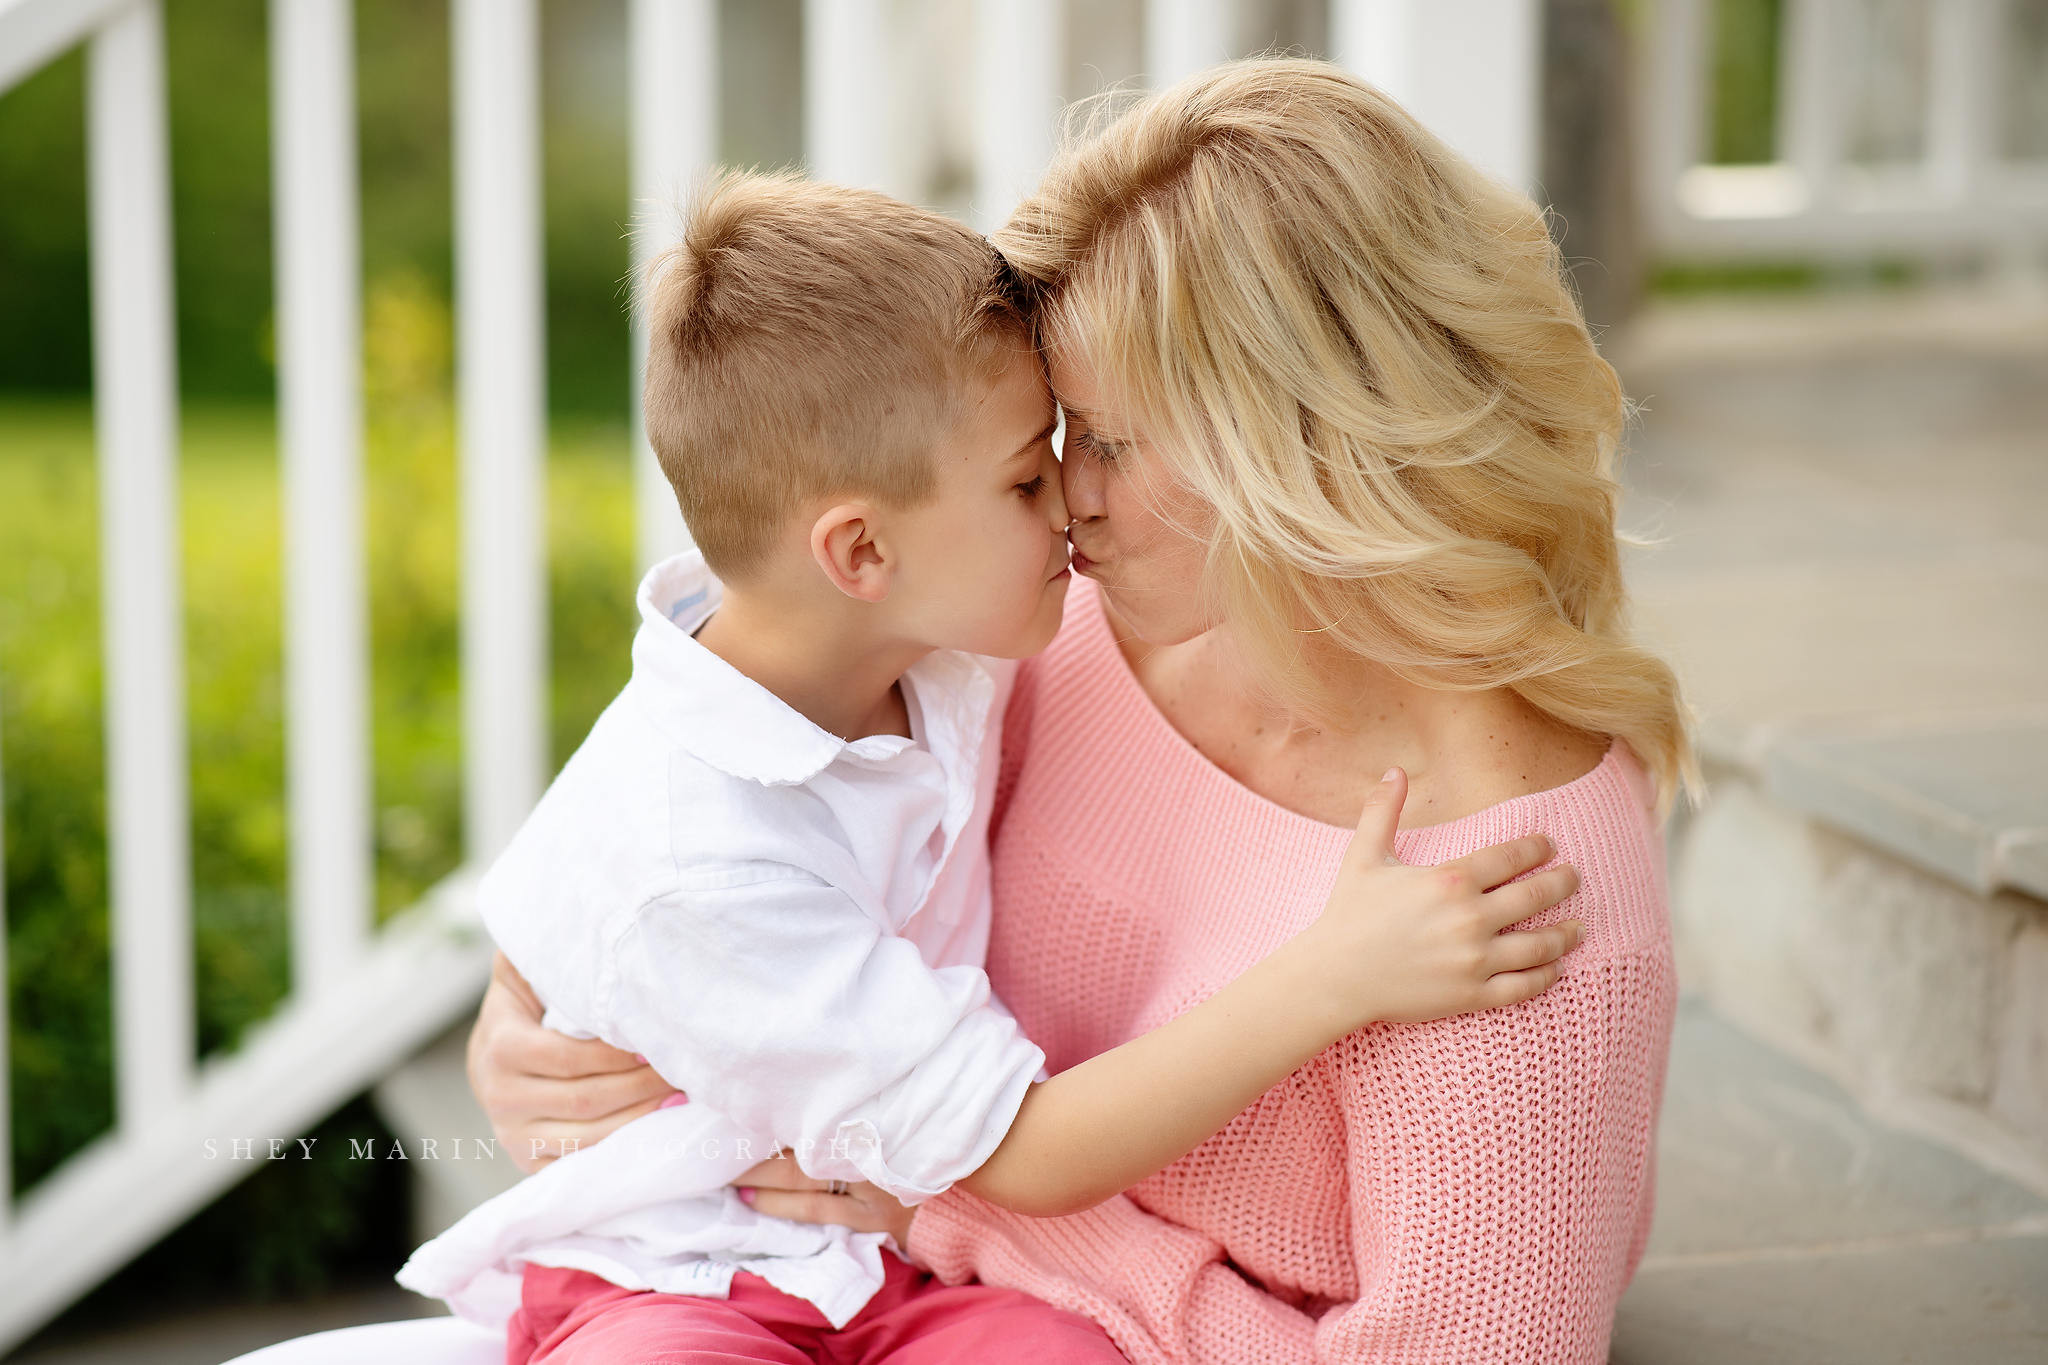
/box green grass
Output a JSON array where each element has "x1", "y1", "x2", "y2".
[{"x1": 2, "y1": 289, "x2": 636, "y2": 1201}]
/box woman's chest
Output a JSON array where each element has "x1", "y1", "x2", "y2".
[{"x1": 985, "y1": 769, "x2": 1346, "y2": 1074}]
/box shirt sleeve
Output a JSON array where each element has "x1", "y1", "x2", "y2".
[
  {"x1": 605, "y1": 875, "x2": 1046, "y2": 1203},
  {"x1": 909, "y1": 1189, "x2": 1316, "y2": 1365}
]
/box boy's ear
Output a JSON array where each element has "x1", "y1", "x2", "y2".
[{"x1": 810, "y1": 503, "x2": 892, "y2": 603}]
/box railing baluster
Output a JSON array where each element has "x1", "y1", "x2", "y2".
[
  {"x1": 974, "y1": 0, "x2": 1063, "y2": 232},
  {"x1": 1144, "y1": 0, "x2": 1232, "y2": 88},
  {"x1": 1333, "y1": 0, "x2": 1541, "y2": 192},
  {"x1": 271, "y1": 0, "x2": 370, "y2": 997},
  {"x1": 1925, "y1": 0, "x2": 1992, "y2": 207},
  {"x1": 1780, "y1": 0, "x2": 1840, "y2": 210},
  {"x1": 805, "y1": 0, "x2": 898, "y2": 192},
  {"x1": 630, "y1": 0, "x2": 715, "y2": 572},
  {"x1": 453, "y1": 0, "x2": 548, "y2": 863},
  {"x1": 86, "y1": 0, "x2": 193, "y2": 1130}
]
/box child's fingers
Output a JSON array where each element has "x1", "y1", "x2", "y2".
[
  {"x1": 1348, "y1": 768, "x2": 1408, "y2": 867},
  {"x1": 1486, "y1": 920, "x2": 1583, "y2": 976},
  {"x1": 1477, "y1": 960, "x2": 1563, "y2": 1010},
  {"x1": 1441, "y1": 834, "x2": 1554, "y2": 893},
  {"x1": 1476, "y1": 863, "x2": 1581, "y2": 929}
]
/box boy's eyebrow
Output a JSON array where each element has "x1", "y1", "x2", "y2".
[{"x1": 1001, "y1": 418, "x2": 1059, "y2": 462}]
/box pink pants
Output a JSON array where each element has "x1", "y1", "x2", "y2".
[{"x1": 509, "y1": 1257, "x2": 1126, "y2": 1365}]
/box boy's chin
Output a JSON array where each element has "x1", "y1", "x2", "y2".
[{"x1": 973, "y1": 580, "x2": 1071, "y2": 660}]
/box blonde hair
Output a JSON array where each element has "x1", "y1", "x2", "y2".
[
  {"x1": 643, "y1": 172, "x2": 1028, "y2": 577},
  {"x1": 998, "y1": 60, "x2": 1696, "y2": 805}
]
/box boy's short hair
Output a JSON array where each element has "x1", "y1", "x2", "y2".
[{"x1": 642, "y1": 172, "x2": 1031, "y2": 578}]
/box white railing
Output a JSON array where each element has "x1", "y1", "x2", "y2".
[
  {"x1": 0, "y1": 0, "x2": 1538, "y2": 1347},
  {"x1": 1643, "y1": 0, "x2": 2048, "y2": 261}
]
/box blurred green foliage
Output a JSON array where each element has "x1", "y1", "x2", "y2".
[
  {"x1": 1709, "y1": 0, "x2": 1783, "y2": 165},
  {"x1": 0, "y1": 276, "x2": 634, "y2": 1290},
  {"x1": 2, "y1": 273, "x2": 635, "y2": 1181},
  {"x1": 0, "y1": 0, "x2": 631, "y2": 412}
]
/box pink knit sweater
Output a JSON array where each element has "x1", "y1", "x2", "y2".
[{"x1": 908, "y1": 583, "x2": 1678, "y2": 1364}]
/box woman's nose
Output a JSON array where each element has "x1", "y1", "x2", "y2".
[{"x1": 1062, "y1": 446, "x2": 1106, "y2": 520}]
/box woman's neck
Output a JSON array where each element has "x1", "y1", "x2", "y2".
[{"x1": 1107, "y1": 604, "x2": 1606, "y2": 830}]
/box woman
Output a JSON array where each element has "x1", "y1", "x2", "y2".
[{"x1": 473, "y1": 61, "x2": 1690, "y2": 1363}]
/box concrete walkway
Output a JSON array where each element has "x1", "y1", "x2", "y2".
[
  {"x1": 1613, "y1": 1000, "x2": 2048, "y2": 1364},
  {"x1": 1608, "y1": 287, "x2": 2048, "y2": 1362}
]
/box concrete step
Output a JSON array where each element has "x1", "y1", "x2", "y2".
[{"x1": 1614, "y1": 999, "x2": 2048, "y2": 1364}]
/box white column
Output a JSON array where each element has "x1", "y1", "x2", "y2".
[
  {"x1": 975, "y1": 0, "x2": 1064, "y2": 230},
  {"x1": 270, "y1": 0, "x2": 370, "y2": 996},
  {"x1": 1779, "y1": 0, "x2": 1841, "y2": 209},
  {"x1": 87, "y1": 0, "x2": 193, "y2": 1128},
  {"x1": 453, "y1": 0, "x2": 549, "y2": 863},
  {"x1": 630, "y1": 0, "x2": 715, "y2": 572},
  {"x1": 804, "y1": 0, "x2": 897, "y2": 190},
  {"x1": 1145, "y1": 0, "x2": 1233, "y2": 88},
  {"x1": 1925, "y1": 0, "x2": 1993, "y2": 207},
  {"x1": 1332, "y1": 0, "x2": 1541, "y2": 192}
]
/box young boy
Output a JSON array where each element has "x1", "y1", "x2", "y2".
[{"x1": 400, "y1": 173, "x2": 1579, "y2": 1364}]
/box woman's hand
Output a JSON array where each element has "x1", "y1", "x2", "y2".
[
  {"x1": 732, "y1": 1158, "x2": 918, "y2": 1247},
  {"x1": 1298, "y1": 767, "x2": 1584, "y2": 1029},
  {"x1": 467, "y1": 952, "x2": 678, "y2": 1172}
]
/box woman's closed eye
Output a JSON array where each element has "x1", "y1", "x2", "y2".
[
  {"x1": 1016, "y1": 475, "x2": 1048, "y2": 499},
  {"x1": 1072, "y1": 431, "x2": 1124, "y2": 465}
]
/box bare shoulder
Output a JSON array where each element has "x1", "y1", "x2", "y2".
[{"x1": 1414, "y1": 691, "x2": 1609, "y2": 827}]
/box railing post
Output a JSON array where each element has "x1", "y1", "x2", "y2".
[
  {"x1": 804, "y1": 0, "x2": 901, "y2": 192},
  {"x1": 630, "y1": 0, "x2": 715, "y2": 573},
  {"x1": 1640, "y1": 0, "x2": 1708, "y2": 227},
  {"x1": 87, "y1": 0, "x2": 194, "y2": 1129},
  {"x1": 271, "y1": 0, "x2": 371, "y2": 996},
  {"x1": 453, "y1": 0, "x2": 549, "y2": 863},
  {"x1": 1145, "y1": 0, "x2": 1233, "y2": 88},
  {"x1": 974, "y1": 0, "x2": 1064, "y2": 231},
  {"x1": 1779, "y1": 0, "x2": 1839, "y2": 212},
  {"x1": 1332, "y1": 0, "x2": 1542, "y2": 192},
  {"x1": 1926, "y1": 0, "x2": 1994, "y2": 209}
]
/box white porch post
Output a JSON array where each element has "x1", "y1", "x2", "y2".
[
  {"x1": 974, "y1": 0, "x2": 1064, "y2": 230},
  {"x1": 453, "y1": 0, "x2": 549, "y2": 863},
  {"x1": 629, "y1": 0, "x2": 715, "y2": 572},
  {"x1": 270, "y1": 0, "x2": 371, "y2": 996},
  {"x1": 804, "y1": 0, "x2": 899, "y2": 191},
  {"x1": 87, "y1": 0, "x2": 194, "y2": 1130},
  {"x1": 1145, "y1": 0, "x2": 1233, "y2": 88},
  {"x1": 1331, "y1": 0, "x2": 1542, "y2": 193}
]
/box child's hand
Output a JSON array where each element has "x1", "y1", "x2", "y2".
[
  {"x1": 1295, "y1": 768, "x2": 1583, "y2": 1030},
  {"x1": 733, "y1": 1159, "x2": 918, "y2": 1247}
]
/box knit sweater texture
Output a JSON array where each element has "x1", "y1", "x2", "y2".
[{"x1": 907, "y1": 583, "x2": 1679, "y2": 1364}]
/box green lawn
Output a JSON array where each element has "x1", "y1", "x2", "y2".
[{"x1": 1, "y1": 384, "x2": 638, "y2": 1197}]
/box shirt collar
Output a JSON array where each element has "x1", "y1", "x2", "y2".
[{"x1": 628, "y1": 551, "x2": 985, "y2": 787}]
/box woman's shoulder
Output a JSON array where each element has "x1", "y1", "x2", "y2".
[{"x1": 1397, "y1": 741, "x2": 1669, "y2": 963}]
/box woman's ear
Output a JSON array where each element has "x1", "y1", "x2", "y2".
[{"x1": 810, "y1": 504, "x2": 892, "y2": 603}]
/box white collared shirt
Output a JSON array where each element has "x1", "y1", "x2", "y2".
[{"x1": 480, "y1": 551, "x2": 1043, "y2": 1198}]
